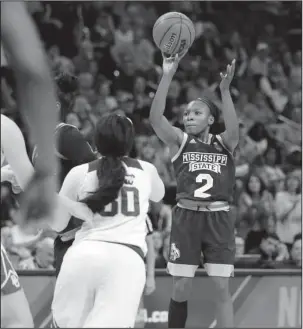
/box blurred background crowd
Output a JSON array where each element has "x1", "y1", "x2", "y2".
[{"x1": 1, "y1": 1, "x2": 301, "y2": 271}]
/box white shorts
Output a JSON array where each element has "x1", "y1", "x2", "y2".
[{"x1": 52, "y1": 240, "x2": 146, "y2": 328}]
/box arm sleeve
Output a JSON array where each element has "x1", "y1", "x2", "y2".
[
  {"x1": 147, "y1": 163, "x2": 165, "y2": 203},
  {"x1": 57, "y1": 125, "x2": 96, "y2": 165},
  {"x1": 51, "y1": 164, "x2": 93, "y2": 232}
]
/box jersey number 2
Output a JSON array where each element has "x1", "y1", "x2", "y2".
[
  {"x1": 194, "y1": 174, "x2": 214, "y2": 198},
  {"x1": 100, "y1": 186, "x2": 140, "y2": 217}
]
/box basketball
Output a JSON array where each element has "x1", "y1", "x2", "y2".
[{"x1": 153, "y1": 12, "x2": 195, "y2": 57}]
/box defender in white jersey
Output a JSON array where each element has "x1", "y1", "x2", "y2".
[{"x1": 52, "y1": 113, "x2": 165, "y2": 328}]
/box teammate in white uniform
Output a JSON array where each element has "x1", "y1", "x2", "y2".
[
  {"x1": 1, "y1": 115, "x2": 35, "y2": 327},
  {"x1": 52, "y1": 113, "x2": 165, "y2": 328}
]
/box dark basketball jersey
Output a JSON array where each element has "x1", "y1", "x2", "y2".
[
  {"x1": 32, "y1": 123, "x2": 96, "y2": 187},
  {"x1": 32, "y1": 123, "x2": 96, "y2": 238},
  {"x1": 172, "y1": 133, "x2": 235, "y2": 203}
]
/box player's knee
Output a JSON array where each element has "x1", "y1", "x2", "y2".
[
  {"x1": 172, "y1": 277, "x2": 193, "y2": 302},
  {"x1": 211, "y1": 277, "x2": 231, "y2": 302}
]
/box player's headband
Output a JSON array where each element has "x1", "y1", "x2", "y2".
[{"x1": 196, "y1": 97, "x2": 220, "y2": 123}]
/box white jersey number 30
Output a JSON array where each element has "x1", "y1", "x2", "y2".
[
  {"x1": 194, "y1": 173, "x2": 214, "y2": 198},
  {"x1": 100, "y1": 186, "x2": 140, "y2": 217}
]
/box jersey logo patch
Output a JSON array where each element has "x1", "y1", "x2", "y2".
[
  {"x1": 182, "y1": 152, "x2": 228, "y2": 174},
  {"x1": 170, "y1": 243, "x2": 180, "y2": 261},
  {"x1": 189, "y1": 139, "x2": 196, "y2": 144},
  {"x1": 124, "y1": 174, "x2": 135, "y2": 185}
]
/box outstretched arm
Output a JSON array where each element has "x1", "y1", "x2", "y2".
[
  {"x1": 1, "y1": 115, "x2": 34, "y2": 189},
  {"x1": 1, "y1": 2, "x2": 58, "y2": 176},
  {"x1": 219, "y1": 59, "x2": 239, "y2": 153},
  {"x1": 149, "y1": 54, "x2": 184, "y2": 151}
]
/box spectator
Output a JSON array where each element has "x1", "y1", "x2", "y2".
[
  {"x1": 19, "y1": 238, "x2": 55, "y2": 270},
  {"x1": 47, "y1": 44, "x2": 75, "y2": 74},
  {"x1": 77, "y1": 72, "x2": 95, "y2": 104},
  {"x1": 131, "y1": 27, "x2": 156, "y2": 73},
  {"x1": 90, "y1": 10, "x2": 115, "y2": 51},
  {"x1": 71, "y1": 96, "x2": 96, "y2": 143},
  {"x1": 111, "y1": 53, "x2": 136, "y2": 94},
  {"x1": 257, "y1": 232, "x2": 289, "y2": 268},
  {"x1": 133, "y1": 74, "x2": 152, "y2": 117},
  {"x1": 192, "y1": 22, "x2": 223, "y2": 74},
  {"x1": 73, "y1": 40, "x2": 95, "y2": 74},
  {"x1": 275, "y1": 172, "x2": 301, "y2": 246},
  {"x1": 224, "y1": 31, "x2": 248, "y2": 78},
  {"x1": 246, "y1": 122, "x2": 271, "y2": 159},
  {"x1": 255, "y1": 146, "x2": 285, "y2": 192},
  {"x1": 237, "y1": 174, "x2": 275, "y2": 238},
  {"x1": 237, "y1": 92, "x2": 275, "y2": 128},
  {"x1": 290, "y1": 233, "x2": 302, "y2": 268},
  {"x1": 93, "y1": 75, "x2": 118, "y2": 115},
  {"x1": 114, "y1": 15, "x2": 134, "y2": 45},
  {"x1": 249, "y1": 42, "x2": 271, "y2": 77}
]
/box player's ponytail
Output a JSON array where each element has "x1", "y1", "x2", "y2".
[
  {"x1": 80, "y1": 113, "x2": 134, "y2": 213},
  {"x1": 82, "y1": 156, "x2": 126, "y2": 213}
]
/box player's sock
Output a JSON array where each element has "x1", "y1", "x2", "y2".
[{"x1": 168, "y1": 299, "x2": 188, "y2": 328}]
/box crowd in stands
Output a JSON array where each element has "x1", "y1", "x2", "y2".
[{"x1": 1, "y1": 1, "x2": 301, "y2": 270}]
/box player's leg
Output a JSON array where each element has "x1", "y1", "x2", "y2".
[
  {"x1": 167, "y1": 207, "x2": 203, "y2": 328},
  {"x1": 202, "y1": 211, "x2": 236, "y2": 328},
  {"x1": 83, "y1": 242, "x2": 146, "y2": 328}
]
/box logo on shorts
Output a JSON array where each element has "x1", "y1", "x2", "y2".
[
  {"x1": 170, "y1": 243, "x2": 180, "y2": 261},
  {"x1": 8, "y1": 270, "x2": 20, "y2": 288}
]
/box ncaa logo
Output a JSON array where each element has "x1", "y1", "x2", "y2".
[{"x1": 170, "y1": 243, "x2": 180, "y2": 261}]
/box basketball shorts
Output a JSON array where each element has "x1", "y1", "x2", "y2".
[
  {"x1": 52, "y1": 240, "x2": 146, "y2": 328},
  {"x1": 167, "y1": 206, "x2": 236, "y2": 278}
]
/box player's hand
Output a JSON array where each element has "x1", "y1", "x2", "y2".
[
  {"x1": 144, "y1": 275, "x2": 156, "y2": 295},
  {"x1": 219, "y1": 59, "x2": 236, "y2": 91},
  {"x1": 162, "y1": 50, "x2": 187, "y2": 78},
  {"x1": 1, "y1": 165, "x2": 16, "y2": 184},
  {"x1": 0, "y1": 165, "x2": 23, "y2": 194}
]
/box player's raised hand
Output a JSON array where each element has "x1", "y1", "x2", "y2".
[
  {"x1": 162, "y1": 50, "x2": 187, "y2": 78},
  {"x1": 219, "y1": 59, "x2": 236, "y2": 91}
]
